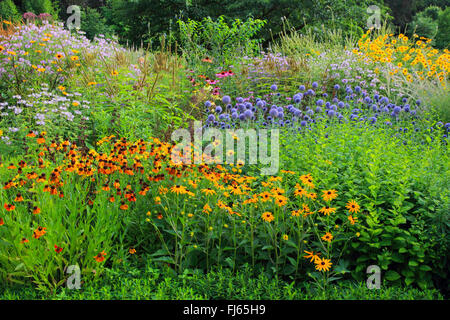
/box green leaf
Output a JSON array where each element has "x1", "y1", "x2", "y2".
[{"x1": 385, "y1": 270, "x2": 401, "y2": 281}]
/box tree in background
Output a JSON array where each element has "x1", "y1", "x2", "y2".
[
  {"x1": 22, "y1": 0, "x2": 57, "y2": 15},
  {"x1": 0, "y1": 0, "x2": 20, "y2": 20},
  {"x1": 435, "y1": 7, "x2": 450, "y2": 49},
  {"x1": 409, "y1": 6, "x2": 442, "y2": 40}
]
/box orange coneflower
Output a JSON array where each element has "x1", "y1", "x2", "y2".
[
  {"x1": 0, "y1": 217, "x2": 4, "y2": 226},
  {"x1": 262, "y1": 212, "x2": 275, "y2": 222},
  {"x1": 346, "y1": 200, "x2": 360, "y2": 214},
  {"x1": 129, "y1": 248, "x2": 136, "y2": 254},
  {"x1": 201, "y1": 188, "x2": 216, "y2": 196},
  {"x1": 171, "y1": 184, "x2": 187, "y2": 195},
  {"x1": 321, "y1": 232, "x2": 333, "y2": 243},
  {"x1": 322, "y1": 189, "x2": 338, "y2": 202},
  {"x1": 120, "y1": 202, "x2": 129, "y2": 210},
  {"x1": 21, "y1": 238, "x2": 29, "y2": 244},
  {"x1": 32, "y1": 226, "x2": 46, "y2": 239},
  {"x1": 348, "y1": 215, "x2": 358, "y2": 225},
  {"x1": 94, "y1": 251, "x2": 106, "y2": 262},
  {"x1": 14, "y1": 193, "x2": 24, "y2": 202},
  {"x1": 26, "y1": 131, "x2": 36, "y2": 138},
  {"x1": 32, "y1": 206, "x2": 41, "y2": 215},
  {"x1": 203, "y1": 203, "x2": 212, "y2": 213},
  {"x1": 315, "y1": 258, "x2": 332, "y2": 272},
  {"x1": 304, "y1": 250, "x2": 321, "y2": 263},
  {"x1": 37, "y1": 135, "x2": 46, "y2": 144},
  {"x1": 318, "y1": 206, "x2": 336, "y2": 216},
  {"x1": 4, "y1": 203, "x2": 15, "y2": 211}
]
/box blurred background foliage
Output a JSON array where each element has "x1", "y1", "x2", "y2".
[{"x1": 0, "y1": 0, "x2": 448, "y2": 49}]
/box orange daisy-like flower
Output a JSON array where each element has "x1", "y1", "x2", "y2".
[
  {"x1": 129, "y1": 248, "x2": 136, "y2": 254},
  {"x1": 171, "y1": 185, "x2": 187, "y2": 195},
  {"x1": 346, "y1": 200, "x2": 360, "y2": 214},
  {"x1": 321, "y1": 232, "x2": 333, "y2": 243},
  {"x1": 32, "y1": 226, "x2": 47, "y2": 239},
  {"x1": 4, "y1": 203, "x2": 15, "y2": 211},
  {"x1": 21, "y1": 238, "x2": 29, "y2": 244},
  {"x1": 315, "y1": 258, "x2": 332, "y2": 272},
  {"x1": 201, "y1": 188, "x2": 216, "y2": 196},
  {"x1": 322, "y1": 189, "x2": 338, "y2": 202},
  {"x1": 203, "y1": 203, "x2": 212, "y2": 213},
  {"x1": 275, "y1": 197, "x2": 288, "y2": 207},
  {"x1": 94, "y1": 251, "x2": 106, "y2": 262},
  {"x1": 120, "y1": 202, "x2": 129, "y2": 210},
  {"x1": 303, "y1": 250, "x2": 321, "y2": 263},
  {"x1": 14, "y1": 193, "x2": 24, "y2": 202},
  {"x1": 202, "y1": 56, "x2": 213, "y2": 63},
  {"x1": 262, "y1": 212, "x2": 275, "y2": 223},
  {"x1": 32, "y1": 206, "x2": 41, "y2": 215},
  {"x1": 348, "y1": 215, "x2": 358, "y2": 225},
  {"x1": 259, "y1": 191, "x2": 272, "y2": 202},
  {"x1": 318, "y1": 206, "x2": 336, "y2": 216},
  {"x1": 0, "y1": 217, "x2": 4, "y2": 226},
  {"x1": 300, "y1": 174, "x2": 315, "y2": 188}
]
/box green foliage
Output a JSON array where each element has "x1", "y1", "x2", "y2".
[
  {"x1": 0, "y1": 262, "x2": 444, "y2": 299},
  {"x1": 435, "y1": 7, "x2": 450, "y2": 49},
  {"x1": 177, "y1": 16, "x2": 266, "y2": 67},
  {"x1": 80, "y1": 7, "x2": 113, "y2": 40},
  {"x1": 0, "y1": 0, "x2": 20, "y2": 21},
  {"x1": 408, "y1": 6, "x2": 441, "y2": 41},
  {"x1": 23, "y1": 0, "x2": 56, "y2": 15},
  {"x1": 280, "y1": 116, "x2": 449, "y2": 291}
]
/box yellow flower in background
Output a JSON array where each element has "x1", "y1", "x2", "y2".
[{"x1": 111, "y1": 70, "x2": 119, "y2": 76}]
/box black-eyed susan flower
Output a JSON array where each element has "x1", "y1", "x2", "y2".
[
  {"x1": 348, "y1": 215, "x2": 358, "y2": 225},
  {"x1": 318, "y1": 206, "x2": 336, "y2": 216},
  {"x1": 322, "y1": 189, "x2": 338, "y2": 202},
  {"x1": 321, "y1": 232, "x2": 333, "y2": 243},
  {"x1": 303, "y1": 250, "x2": 321, "y2": 263},
  {"x1": 171, "y1": 184, "x2": 187, "y2": 195},
  {"x1": 201, "y1": 188, "x2": 216, "y2": 196},
  {"x1": 262, "y1": 212, "x2": 274, "y2": 222},
  {"x1": 129, "y1": 248, "x2": 136, "y2": 254},
  {"x1": 315, "y1": 258, "x2": 332, "y2": 272},
  {"x1": 346, "y1": 200, "x2": 360, "y2": 214}
]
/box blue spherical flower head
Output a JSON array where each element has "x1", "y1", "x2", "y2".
[
  {"x1": 270, "y1": 84, "x2": 278, "y2": 91},
  {"x1": 299, "y1": 85, "x2": 306, "y2": 91},
  {"x1": 312, "y1": 81, "x2": 318, "y2": 89},
  {"x1": 244, "y1": 109, "x2": 253, "y2": 119},
  {"x1": 205, "y1": 100, "x2": 212, "y2": 108},
  {"x1": 393, "y1": 106, "x2": 401, "y2": 114},
  {"x1": 334, "y1": 84, "x2": 340, "y2": 90},
  {"x1": 215, "y1": 106, "x2": 222, "y2": 113},
  {"x1": 269, "y1": 108, "x2": 278, "y2": 118},
  {"x1": 316, "y1": 99, "x2": 324, "y2": 106},
  {"x1": 222, "y1": 95, "x2": 231, "y2": 105},
  {"x1": 355, "y1": 86, "x2": 361, "y2": 93},
  {"x1": 207, "y1": 114, "x2": 215, "y2": 122},
  {"x1": 236, "y1": 97, "x2": 244, "y2": 104},
  {"x1": 300, "y1": 120, "x2": 307, "y2": 126},
  {"x1": 327, "y1": 110, "x2": 336, "y2": 117},
  {"x1": 416, "y1": 99, "x2": 421, "y2": 106}
]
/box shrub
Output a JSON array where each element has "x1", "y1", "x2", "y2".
[{"x1": 0, "y1": 0, "x2": 20, "y2": 21}]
